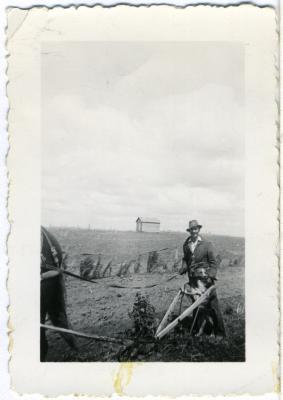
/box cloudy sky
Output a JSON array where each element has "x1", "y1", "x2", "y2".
[{"x1": 41, "y1": 42, "x2": 244, "y2": 236}]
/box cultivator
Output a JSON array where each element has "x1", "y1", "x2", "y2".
[{"x1": 155, "y1": 284, "x2": 216, "y2": 339}]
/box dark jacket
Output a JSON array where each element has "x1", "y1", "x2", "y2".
[{"x1": 182, "y1": 236, "x2": 217, "y2": 279}]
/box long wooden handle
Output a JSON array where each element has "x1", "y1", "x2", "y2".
[
  {"x1": 156, "y1": 289, "x2": 182, "y2": 335},
  {"x1": 41, "y1": 324, "x2": 132, "y2": 345},
  {"x1": 156, "y1": 285, "x2": 216, "y2": 339}
]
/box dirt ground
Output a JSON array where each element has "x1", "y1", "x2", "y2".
[{"x1": 45, "y1": 263, "x2": 245, "y2": 362}]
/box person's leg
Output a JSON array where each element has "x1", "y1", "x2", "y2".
[
  {"x1": 192, "y1": 306, "x2": 214, "y2": 336},
  {"x1": 209, "y1": 292, "x2": 226, "y2": 337},
  {"x1": 40, "y1": 281, "x2": 49, "y2": 361},
  {"x1": 40, "y1": 323, "x2": 48, "y2": 361},
  {"x1": 47, "y1": 276, "x2": 77, "y2": 350},
  {"x1": 49, "y1": 309, "x2": 77, "y2": 349}
]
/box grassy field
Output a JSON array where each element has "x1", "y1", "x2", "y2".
[{"x1": 44, "y1": 228, "x2": 245, "y2": 362}]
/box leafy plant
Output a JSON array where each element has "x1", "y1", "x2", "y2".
[
  {"x1": 147, "y1": 251, "x2": 159, "y2": 272},
  {"x1": 129, "y1": 292, "x2": 157, "y2": 338},
  {"x1": 79, "y1": 256, "x2": 94, "y2": 278}
]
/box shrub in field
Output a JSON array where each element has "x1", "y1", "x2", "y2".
[
  {"x1": 117, "y1": 261, "x2": 132, "y2": 277},
  {"x1": 129, "y1": 292, "x2": 157, "y2": 338},
  {"x1": 134, "y1": 255, "x2": 142, "y2": 273},
  {"x1": 117, "y1": 262, "x2": 125, "y2": 277},
  {"x1": 79, "y1": 256, "x2": 94, "y2": 278},
  {"x1": 102, "y1": 259, "x2": 112, "y2": 277},
  {"x1": 147, "y1": 251, "x2": 159, "y2": 273},
  {"x1": 157, "y1": 258, "x2": 168, "y2": 272},
  {"x1": 92, "y1": 255, "x2": 103, "y2": 278},
  {"x1": 123, "y1": 260, "x2": 133, "y2": 276}
]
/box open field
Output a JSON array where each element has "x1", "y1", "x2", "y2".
[
  {"x1": 44, "y1": 228, "x2": 245, "y2": 362},
  {"x1": 52, "y1": 228, "x2": 245, "y2": 273}
]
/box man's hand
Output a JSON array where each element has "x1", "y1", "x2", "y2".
[{"x1": 41, "y1": 270, "x2": 60, "y2": 281}]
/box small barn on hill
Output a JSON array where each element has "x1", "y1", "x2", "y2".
[{"x1": 136, "y1": 217, "x2": 160, "y2": 233}]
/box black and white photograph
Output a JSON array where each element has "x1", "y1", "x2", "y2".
[
  {"x1": 6, "y1": 5, "x2": 278, "y2": 396},
  {"x1": 40, "y1": 40, "x2": 245, "y2": 362}
]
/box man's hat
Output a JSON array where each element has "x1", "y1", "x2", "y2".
[{"x1": 186, "y1": 219, "x2": 202, "y2": 232}]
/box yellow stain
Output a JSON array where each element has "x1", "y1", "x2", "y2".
[
  {"x1": 272, "y1": 361, "x2": 280, "y2": 393},
  {"x1": 114, "y1": 362, "x2": 135, "y2": 395}
]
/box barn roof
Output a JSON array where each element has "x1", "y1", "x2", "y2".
[{"x1": 136, "y1": 217, "x2": 160, "y2": 224}]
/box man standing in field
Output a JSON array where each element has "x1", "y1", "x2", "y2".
[{"x1": 180, "y1": 220, "x2": 226, "y2": 337}]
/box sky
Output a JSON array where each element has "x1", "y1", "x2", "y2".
[{"x1": 41, "y1": 42, "x2": 245, "y2": 236}]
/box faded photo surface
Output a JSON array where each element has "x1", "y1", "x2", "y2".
[
  {"x1": 7, "y1": 5, "x2": 278, "y2": 396},
  {"x1": 41, "y1": 41, "x2": 245, "y2": 363}
]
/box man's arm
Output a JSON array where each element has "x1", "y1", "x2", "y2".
[
  {"x1": 180, "y1": 239, "x2": 190, "y2": 275},
  {"x1": 179, "y1": 259, "x2": 188, "y2": 275},
  {"x1": 207, "y1": 242, "x2": 217, "y2": 279}
]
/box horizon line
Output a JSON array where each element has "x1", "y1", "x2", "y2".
[{"x1": 44, "y1": 225, "x2": 245, "y2": 239}]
